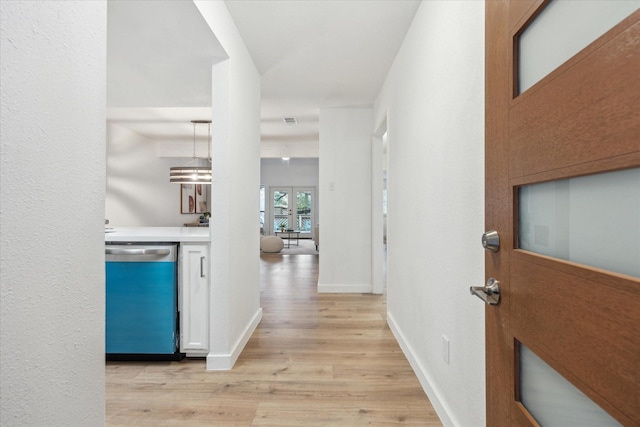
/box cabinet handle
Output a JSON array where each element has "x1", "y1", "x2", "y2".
[{"x1": 200, "y1": 256, "x2": 205, "y2": 277}]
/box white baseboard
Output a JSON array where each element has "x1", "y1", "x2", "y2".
[
  {"x1": 318, "y1": 283, "x2": 371, "y2": 293},
  {"x1": 387, "y1": 311, "x2": 456, "y2": 427},
  {"x1": 206, "y1": 307, "x2": 262, "y2": 371}
]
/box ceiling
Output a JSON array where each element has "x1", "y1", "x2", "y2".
[
  {"x1": 107, "y1": 0, "x2": 224, "y2": 142},
  {"x1": 107, "y1": 0, "x2": 420, "y2": 150}
]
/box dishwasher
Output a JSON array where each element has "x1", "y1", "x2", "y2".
[{"x1": 105, "y1": 244, "x2": 181, "y2": 360}]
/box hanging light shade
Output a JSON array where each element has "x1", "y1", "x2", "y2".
[
  {"x1": 169, "y1": 166, "x2": 212, "y2": 184},
  {"x1": 170, "y1": 120, "x2": 212, "y2": 184}
]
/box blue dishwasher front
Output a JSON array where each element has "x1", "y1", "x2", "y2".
[{"x1": 105, "y1": 244, "x2": 179, "y2": 358}]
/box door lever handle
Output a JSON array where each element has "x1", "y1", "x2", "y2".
[{"x1": 470, "y1": 278, "x2": 501, "y2": 305}]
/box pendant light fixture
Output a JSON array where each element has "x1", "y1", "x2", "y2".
[{"x1": 170, "y1": 120, "x2": 212, "y2": 184}]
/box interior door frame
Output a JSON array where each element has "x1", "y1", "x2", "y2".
[
  {"x1": 268, "y1": 186, "x2": 315, "y2": 238},
  {"x1": 485, "y1": 1, "x2": 640, "y2": 425}
]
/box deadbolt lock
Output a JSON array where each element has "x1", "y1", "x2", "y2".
[{"x1": 481, "y1": 230, "x2": 500, "y2": 252}]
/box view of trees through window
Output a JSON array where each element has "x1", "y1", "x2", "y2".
[{"x1": 273, "y1": 190, "x2": 312, "y2": 232}]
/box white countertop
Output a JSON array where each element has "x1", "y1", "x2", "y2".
[{"x1": 105, "y1": 227, "x2": 210, "y2": 243}]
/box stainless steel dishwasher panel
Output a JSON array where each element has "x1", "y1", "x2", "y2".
[{"x1": 105, "y1": 244, "x2": 179, "y2": 356}]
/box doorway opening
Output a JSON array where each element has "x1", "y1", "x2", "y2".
[{"x1": 372, "y1": 118, "x2": 388, "y2": 295}]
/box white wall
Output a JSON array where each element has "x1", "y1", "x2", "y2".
[
  {"x1": 105, "y1": 123, "x2": 209, "y2": 226},
  {"x1": 374, "y1": 2, "x2": 485, "y2": 426},
  {"x1": 261, "y1": 157, "x2": 319, "y2": 235},
  {"x1": 0, "y1": 1, "x2": 106, "y2": 425},
  {"x1": 318, "y1": 107, "x2": 373, "y2": 293},
  {"x1": 260, "y1": 140, "x2": 319, "y2": 158},
  {"x1": 194, "y1": 1, "x2": 262, "y2": 370}
]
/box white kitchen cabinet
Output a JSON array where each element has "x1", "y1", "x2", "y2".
[{"x1": 179, "y1": 244, "x2": 209, "y2": 356}]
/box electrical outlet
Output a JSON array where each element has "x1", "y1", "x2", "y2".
[{"x1": 442, "y1": 335, "x2": 450, "y2": 365}]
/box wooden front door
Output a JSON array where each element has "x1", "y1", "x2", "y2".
[{"x1": 485, "y1": 1, "x2": 639, "y2": 426}]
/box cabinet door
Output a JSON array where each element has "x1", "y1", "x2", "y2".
[{"x1": 179, "y1": 244, "x2": 209, "y2": 354}]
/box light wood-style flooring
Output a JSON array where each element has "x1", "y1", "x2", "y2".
[{"x1": 106, "y1": 253, "x2": 442, "y2": 426}]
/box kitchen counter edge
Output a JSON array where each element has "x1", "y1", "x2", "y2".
[{"x1": 105, "y1": 227, "x2": 210, "y2": 243}]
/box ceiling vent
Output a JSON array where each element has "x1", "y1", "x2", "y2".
[{"x1": 283, "y1": 117, "x2": 297, "y2": 125}]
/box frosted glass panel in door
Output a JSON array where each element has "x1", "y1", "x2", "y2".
[
  {"x1": 518, "y1": 0, "x2": 640, "y2": 93},
  {"x1": 518, "y1": 168, "x2": 640, "y2": 278},
  {"x1": 519, "y1": 343, "x2": 622, "y2": 426}
]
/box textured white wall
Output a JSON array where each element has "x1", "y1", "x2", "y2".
[
  {"x1": 261, "y1": 158, "x2": 319, "y2": 235},
  {"x1": 105, "y1": 123, "x2": 208, "y2": 226},
  {"x1": 318, "y1": 107, "x2": 373, "y2": 293},
  {"x1": 374, "y1": 2, "x2": 485, "y2": 426},
  {"x1": 0, "y1": 1, "x2": 106, "y2": 425},
  {"x1": 194, "y1": 1, "x2": 262, "y2": 370}
]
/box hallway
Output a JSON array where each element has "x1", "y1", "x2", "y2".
[{"x1": 106, "y1": 254, "x2": 441, "y2": 425}]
